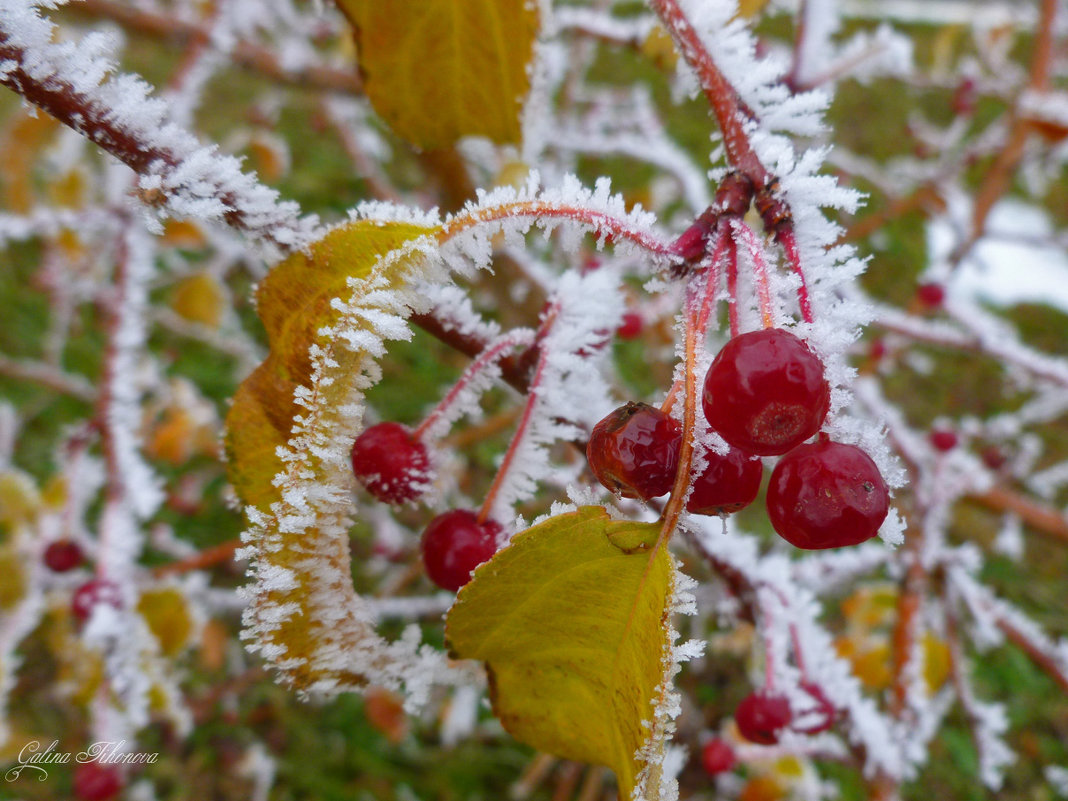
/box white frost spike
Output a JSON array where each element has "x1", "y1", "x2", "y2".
[
  {"x1": 482, "y1": 268, "x2": 623, "y2": 525},
  {"x1": 631, "y1": 560, "x2": 700, "y2": 801}
]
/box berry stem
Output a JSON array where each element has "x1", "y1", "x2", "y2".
[
  {"x1": 726, "y1": 235, "x2": 740, "y2": 338},
  {"x1": 776, "y1": 225, "x2": 814, "y2": 324},
  {"x1": 476, "y1": 309, "x2": 558, "y2": 525},
  {"x1": 413, "y1": 329, "x2": 535, "y2": 442},
  {"x1": 731, "y1": 219, "x2": 775, "y2": 330}
]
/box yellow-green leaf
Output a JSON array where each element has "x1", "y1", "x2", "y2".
[
  {"x1": 224, "y1": 220, "x2": 435, "y2": 511},
  {"x1": 446, "y1": 506, "x2": 675, "y2": 800},
  {"x1": 338, "y1": 0, "x2": 538, "y2": 149}
]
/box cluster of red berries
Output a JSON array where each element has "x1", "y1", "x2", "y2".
[
  {"x1": 587, "y1": 328, "x2": 890, "y2": 550},
  {"x1": 350, "y1": 422, "x2": 498, "y2": 593}
]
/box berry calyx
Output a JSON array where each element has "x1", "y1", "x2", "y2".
[
  {"x1": 351, "y1": 422, "x2": 430, "y2": 505},
  {"x1": 686, "y1": 446, "x2": 763, "y2": 516},
  {"x1": 587, "y1": 402, "x2": 681, "y2": 500},
  {"x1": 701, "y1": 737, "x2": 736, "y2": 775},
  {"x1": 421, "y1": 510, "x2": 500, "y2": 592},
  {"x1": 915, "y1": 283, "x2": 946, "y2": 309},
  {"x1": 702, "y1": 329, "x2": 830, "y2": 456},
  {"x1": 929, "y1": 429, "x2": 958, "y2": 452},
  {"x1": 735, "y1": 691, "x2": 792, "y2": 745},
  {"x1": 767, "y1": 438, "x2": 889, "y2": 550},
  {"x1": 71, "y1": 578, "x2": 123, "y2": 623},
  {"x1": 43, "y1": 540, "x2": 85, "y2": 572},
  {"x1": 73, "y1": 762, "x2": 123, "y2": 801}
]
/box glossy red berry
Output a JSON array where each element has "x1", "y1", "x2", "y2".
[
  {"x1": 421, "y1": 510, "x2": 500, "y2": 592},
  {"x1": 617, "y1": 311, "x2": 644, "y2": 340},
  {"x1": 44, "y1": 540, "x2": 85, "y2": 572},
  {"x1": 767, "y1": 438, "x2": 889, "y2": 550},
  {"x1": 701, "y1": 737, "x2": 736, "y2": 775},
  {"x1": 71, "y1": 579, "x2": 123, "y2": 623},
  {"x1": 915, "y1": 283, "x2": 946, "y2": 308},
  {"x1": 587, "y1": 402, "x2": 681, "y2": 500},
  {"x1": 73, "y1": 762, "x2": 123, "y2": 801},
  {"x1": 929, "y1": 429, "x2": 958, "y2": 452},
  {"x1": 702, "y1": 329, "x2": 830, "y2": 456},
  {"x1": 686, "y1": 446, "x2": 762, "y2": 516},
  {"x1": 351, "y1": 422, "x2": 430, "y2": 505},
  {"x1": 735, "y1": 691, "x2": 792, "y2": 745}
]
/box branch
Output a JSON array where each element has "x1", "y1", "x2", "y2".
[
  {"x1": 0, "y1": 0, "x2": 317, "y2": 253},
  {"x1": 71, "y1": 0, "x2": 363, "y2": 95}
]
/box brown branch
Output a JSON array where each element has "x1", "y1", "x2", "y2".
[
  {"x1": 967, "y1": 485, "x2": 1068, "y2": 545},
  {"x1": 648, "y1": 0, "x2": 769, "y2": 187},
  {"x1": 998, "y1": 615, "x2": 1068, "y2": 694},
  {"x1": 0, "y1": 18, "x2": 313, "y2": 252},
  {"x1": 152, "y1": 538, "x2": 243, "y2": 578},
  {"x1": 70, "y1": 0, "x2": 363, "y2": 95},
  {"x1": 0, "y1": 353, "x2": 96, "y2": 402},
  {"x1": 956, "y1": 0, "x2": 1059, "y2": 264}
]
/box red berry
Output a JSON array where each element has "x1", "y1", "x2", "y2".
[
  {"x1": 686, "y1": 446, "x2": 762, "y2": 516},
  {"x1": 587, "y1": 402, "x2": 681, "y2": 500},
  {"x1": 702, "y1": 329, "x2": 830, "y2": 456},
  {"x1": 701, "y1": 737, "x2": 736, "y2": 775},
  {"x1": 929, "y1": 429, "x2": 958, "y2": 452},
  {"x1": 617, "y1": 311, "x2": 644, "y2": 340},
  {"x1": 73, "y1": 762, "x2": 123, "y2": 801},
  {"x1": 767, "y1": 438, "x2": 889, "y2": 550},
  {"x1": 736, "y1": 691, "x2": 792, "y2": 745},
  {"x1": 916, "y1": 283, "x2": 945, "y2": 308},
  {"x1": 421, "y1": 510, "x2": 500, "y2": 592},
  {"x1": 869, "y1": 338, "x2": 886, "y2": 361},
  {"x1": 351, "y1": 422, "x2": 430, "y2": 505},
  {"x1": 71, "y1": 579, "x2": 123, "y2": 623},
  {"x1": 44, "y1": 540, "x2": 85, "y2": 572}
]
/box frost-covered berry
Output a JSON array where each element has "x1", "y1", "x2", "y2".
[
  {"x1": 701, "y1": 737, "x2": 736, "y2": 775},
  {"x1": 421, "y1": 510, "x2": 500, "y2": 592},
  {"x1": 44, "y1": 540, "x2": 85, "y2": 572},
  {"x1": 702, "y1": 329, "x2": 830, "y2": 456},
  {"x1": 767, "y1": 438, "x2": 889, "y2": 550},
  {"x1": 587, "y1": 402, "x2": 681, "y2": 500},
  {"x1": 351, "y1": 422, "x2": 430, "y2": 504},
  {"x1": 686, "y1": 446, "x2": 762, "y2": 516},
  {"x1": 71, "y1": 578, "x2": 123, "y2": 623},
  {"x1": 735, "y1": 691, "x2": 792, "y2": 745},
  {"x1": 73, "y1": 762, "x2": 123, "y2": 801}
]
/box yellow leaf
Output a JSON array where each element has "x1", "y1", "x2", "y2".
[
  {"x1": 338, "y1": 0, "x2": 538, "y2": 149},
  {"x1": 225, "y1": 220, "x2": 435, "y2": 511},
  {"x1": 170, "y1": 272, "x2": 226, "y2": 328},
  {"x1": 224, "y1": 219, "x2": 439, "y2": 690},
  {"x1": 138, "y1": 587, "x2": 193, "y2": 657},
  {"x1": 736, "y1": 0, "x2": 772, "y2": 18},
  {"x1": 641, "y1": 26, "x2": 678, "y2": 71},
  {"x1": 446, "y1": 507, "x2": 675, "y2": 800}
]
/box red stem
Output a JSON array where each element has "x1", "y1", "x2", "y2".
[
  {"x1": 726, "y1": 237, "x2": 740, "y2": 338},
  {"x1": 476, "y1": 309, "x2": 558, "y2": 524},
  {"x1": 731, "y1": 219, "x2": 775, "y2": 329},
  {"x1": 413, "y1": 330, "x2": 534, "y2": 441},
  {"x1": 776, "y1": 226, "x2": 814, "y2": 324}
]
